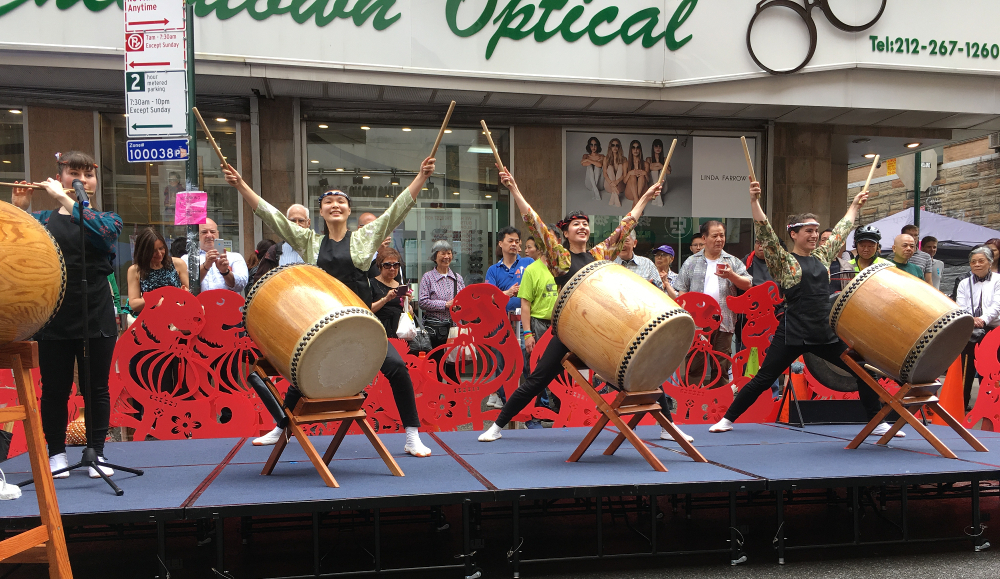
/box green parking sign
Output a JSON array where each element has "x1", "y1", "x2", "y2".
[{"x1": 126, "y1": 72, "x2": 146, "y2": 93}]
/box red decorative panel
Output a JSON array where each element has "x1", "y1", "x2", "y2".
[
  {"x1": 966, "y1": 326, "x2": 1000, "y2": 430},
  {"x1": 2, "y1": 367, "x2": 83, "y2": 459}
]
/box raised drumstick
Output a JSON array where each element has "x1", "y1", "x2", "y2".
[
  {"x1": 656, "y1": 138, "x2": 678, "y2": 186},
  {"x1": 862, "y1": 154, "x2": 880, "y2": 193},
  {"x1": 192, "y1": 107, "x2": 228, "y2": 168},
  {"x1": 741, "y1": 136, "x2": 757, "y2": 183},
  {"x1": 430, "y1": 101, "x2": 456, "y2": 158},
  {"x1": 480, "y1": 120, "x2": 505, "y2": 172}
]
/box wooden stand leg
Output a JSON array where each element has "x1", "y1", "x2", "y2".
[
  {"x1": 563, "y1": 360, "x2": 668, "y2": 472},
  {"x1": 0, "y1": 343, "x2": 73, "y2": 578},
  {"x1": 322, "y1": 419, "x2": 353, "y2": 464},
  {"x1": 287, "y1": 418, "x2": 340, "y2": 488},
  {"x1": 354, "y1": 418, "x2": 404, "y2": 477},
  {"x1": 839, "y1": 351, "x2": 984, "y2": 460},
  {"x1": 260, "y1": 428, "x2": 289, "y2": 476}
]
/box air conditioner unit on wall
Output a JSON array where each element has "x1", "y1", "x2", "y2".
[{"x1": 990, "y1": 132, "x2": 1000, "y2": 151}]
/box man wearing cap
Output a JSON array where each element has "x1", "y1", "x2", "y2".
[
  {"x1": 850, "y1": 225, "x2": 888, "y2": 273},
  {"x1": 652, "y1": 244, "x2": 678, "y2": 298},
  {"x1": 674, "y1": 220, "x2": 752, "y2": 385},
  {"x1": 613, "y1": 230, "x2": 662, "y2": 289}
]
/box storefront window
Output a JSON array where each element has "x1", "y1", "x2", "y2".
[
  {"x1": 100, "y1": 114, "x2": 240, "y2": 286},
  {"x1": 305, "y1": 123, "x2": 510, "y2": 286},
  {"x1": 0, "y1": 108, "x2": 26, "y2": 204}
]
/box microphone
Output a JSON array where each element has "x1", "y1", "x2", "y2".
[{"x1": 72, "y1": 179, "x2": 89, "y2": 207}]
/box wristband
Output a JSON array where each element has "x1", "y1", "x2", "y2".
[
  {"x1": 218, "y1": 269, "x2": 231, "y2": 276},
  {"x1": 521, "y1": 330, "x2": 532, "y2": 337}
]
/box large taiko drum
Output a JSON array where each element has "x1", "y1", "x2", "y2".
[
  {"x1": 830, "y1": 261, "x2": 973, "y2": 384},
  {"x1": 244, "y1": 264, "x2": 387, "y2": 399},
  {"x1": 0, "y1": 200, "x2": 66, "y2": 345},
  {"x1": 552, "y1": 261, "x2": 695, "y2": 391}
]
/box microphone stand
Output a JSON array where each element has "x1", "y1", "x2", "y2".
[{"x1": 20, "y1": 180, "x2": 144, "y2": 495}]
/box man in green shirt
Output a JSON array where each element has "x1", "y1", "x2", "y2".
[
  {"x1": 516, "y1": 233, "x2": 562, "y2": 414},
  {"x1": 891, "y1": 233, "x2": 924, "y2": 279}
]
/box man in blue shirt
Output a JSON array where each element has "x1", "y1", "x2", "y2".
[{"x1": 484, "y1": 226, "x2": 534, "y2": 410}]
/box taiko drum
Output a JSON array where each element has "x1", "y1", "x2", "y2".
[
  {"x1": 244, "y1": 264, "x2": 387, "y2": 399},
  {"x1": 0, "y1": 200, "x2": 66, "y2": 345},
  {"x1": 830, "y1": 261, "x2": 973, "y2": 384},
  {"x1": 552, "y1": 261, "x2": 695, "y2": 391}
]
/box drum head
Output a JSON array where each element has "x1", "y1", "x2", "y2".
[
  {"x1": 903, "y1": 310, "x2": 974, "y2": 384},
  {"x1": 621, "y1": 311, "x2": 695, "y2": 392},
  {"x1": 294, "y1": 313, "x2": 388, "y2": 399}
]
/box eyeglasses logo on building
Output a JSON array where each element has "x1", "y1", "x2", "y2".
[{"x1": 746, "y1": 0, "x2": 886, "y2": 75}]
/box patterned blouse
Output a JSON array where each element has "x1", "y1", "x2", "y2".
[
  {"x1": 522, "y1": 209, "x2": 636, "y2": 279},
  {"x1": 31, "y1": 204, "x2": 123, "y2": 263},
  {"x1": 755, "y1": 215, "x2": 855, "y2": 290},
  {"x1": 140, "y1": 267, "x2": 182, "y2": 294},
  {"x1": 418, "y1": 268, "x2": 465, "y2": 324}
]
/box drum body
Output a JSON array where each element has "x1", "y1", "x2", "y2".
[
  {"x1": 244, "y1": 264, "x2": 387, "y2": 399},
  {"x1": 552, "y1": 261, "x2": 695, "y2": 392},
  {"x1": 0, "y1": 200, "x2": 66, "y2": 345},
  {"x1": 830, "y1": 261, "x2": 973, "y2": 384}
]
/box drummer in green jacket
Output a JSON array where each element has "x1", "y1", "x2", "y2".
[{"x1": 224, "y1": 157, "x2": 437, "y2": 457}]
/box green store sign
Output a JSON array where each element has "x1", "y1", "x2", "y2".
[{"x1": 0, "y1": 0, "x2": 697, "y2": 60}]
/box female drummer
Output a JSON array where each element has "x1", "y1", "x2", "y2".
[
  {"x1": 224, "y1": 158, "x2": 436, "y2": 457},
  {"x1": 479, "y1": 168, "x2": 693, "y2": 444},
  {"x1": 708, "y1": 182, "x2": 898, "y2": 437},
  {"x1": 11, "y1": 151, "x2": 123, "y2": 478}
]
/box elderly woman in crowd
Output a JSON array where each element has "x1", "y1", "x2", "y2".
[
  {"x1": 956, "y1": 246, "x2": 1000, "y2": 411},
  {"x1": 370, "y1": 247, "x2": 408, "y2": 337},
  {"x1": 652, "y1": 245, "x2": 678, "y2": 299},
  {"x1": 419, "y1": 240, "x2": 466, "y2": 380}
]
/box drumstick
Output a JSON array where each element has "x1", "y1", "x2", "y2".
[
  {"x1": 655, "y1": 138, "x2": 678, "y2": 186},
  {"x1": 192, "y1": 107, "x2": 228, "y2": 168},
  {"x1": 862, "y1": 154, "x2": 880, "y2": 192},
  {"x1": 430, "y1": 101, "x2": 456, "y2": 158},
  {"x1": 480, "y1": 120, "x2": 505, "y2": 172},
  {"x1": 741, "y1": 136, "x2": 757, "y2": 183},
  {"x1": 0, "y1": 182, "x2": 94, "y2": 194}
]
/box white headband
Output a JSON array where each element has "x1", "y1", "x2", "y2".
[{"x1": 786, "y1": 221, "x2": 820, "y2": 231}]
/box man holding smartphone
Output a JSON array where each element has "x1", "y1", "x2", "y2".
[
  {"x1": 184, "y1": 218, "x2": 249, "y2": 293},
  {"x1": 673, "y1": 220, "x2": 752, "y2": 386}
]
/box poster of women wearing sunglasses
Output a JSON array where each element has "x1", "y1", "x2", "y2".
[{"x1": 566, "y1": 131, "x2": 693, "y2": 218}]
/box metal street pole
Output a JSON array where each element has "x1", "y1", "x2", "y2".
[
  {"x1": 185, "y1": 0, "x2": 200, "y2": 294},
  {"x1": 914, "y1": 151, "x2": 921, "y2": 230}
]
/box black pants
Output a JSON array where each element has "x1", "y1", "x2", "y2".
[
  {"x1": 496, "y1": 334, "x2": 674, "y2": 428},
  {"x1": 961, "y1": 340, "x2": 980, "y2": 411},
  {"x1": 38, "y1": 337, "x2": 116, "y2": 457},
  {"x1": 254, "y1": 344, "x2": 421, "y2": 429},
  {"x1": 723, "y1": 338, "x2": 882, "y2": 422}
]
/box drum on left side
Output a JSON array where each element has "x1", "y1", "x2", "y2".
[{"x1": 0, "y1": 200, "x2": 66, "y2": 345}]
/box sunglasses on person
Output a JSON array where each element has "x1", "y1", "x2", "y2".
[{"x1": 381, "y1": 262, "x2": 401, "y2": 269}]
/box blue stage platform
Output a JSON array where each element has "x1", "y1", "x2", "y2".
[{"x1": 2, "y1": 423, "x2": 998, "y2": 577}]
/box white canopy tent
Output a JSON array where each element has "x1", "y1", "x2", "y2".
[{"x1": 845, "y1": 208, "x2": 1000, "y2": 251}]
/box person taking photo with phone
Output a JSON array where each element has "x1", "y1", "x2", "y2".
[{"x1": 183, "y1": 218, "x2": 248, "y2": 293}]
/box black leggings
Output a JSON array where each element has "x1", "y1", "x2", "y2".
[
  {"x1": 253, "y1": 343, "x2": 421, "y2": 429},
  {"x1": 723, "y1": 337, "x2": 882, "y2": 422},
  {"x1": 38, "y1": 337, "x2": 116, "y2": 457},
  {"x1": 496, "y1": 334, "x2": 674, "y2": 428}
]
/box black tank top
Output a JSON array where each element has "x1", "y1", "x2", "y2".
[
  {"x1": 780, "y1": 253, "x2": 837, "y2": 346},
  {"x1": 316, "y1": 231, "x2": 374, "y2": 307},
  {"x1": 554, "y1": 251, "x2": 596, "y2": 289}
]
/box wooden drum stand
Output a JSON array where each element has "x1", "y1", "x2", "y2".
[
  {"x1": 251, "y1": 361, "x2": 403, "y2": 489},
  {"x1": 0, "y1": 342, "x2": 72, "y2": 577},
  {"x1": 562, "y1": 354, "x2": 707, "y2": 472},
  {"x1": 840, "y1": 349, "x2": 988, "y2": 459}
]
